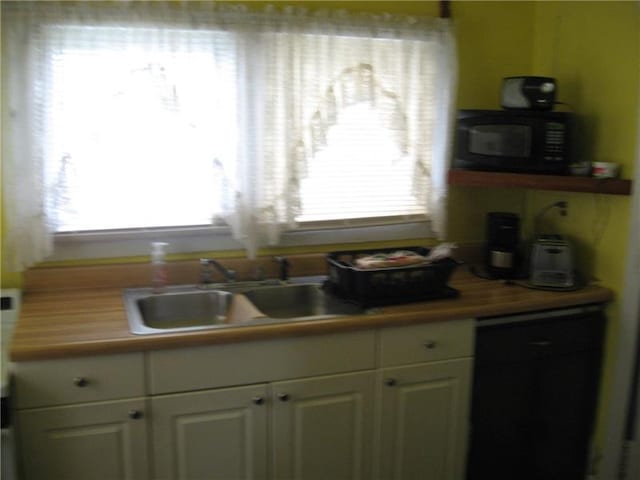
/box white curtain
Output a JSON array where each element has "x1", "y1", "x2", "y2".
[
  {"x1": 234, "y1": 7, "x2": 458, "y2": 257},
  {"x1": 2, "y1": 4, "x2": 54, "y2": 272},
  {"x1": 1, "y1": 1, "x2": 457, "y2": 268}
]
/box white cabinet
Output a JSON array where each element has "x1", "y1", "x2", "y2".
[
  {"x1": 272, "y1": 371, "x2": 375, "y2": 480},
  {"x1": 147, "y1": 330, "x2": 376, "y2": 395},
  {"x1": 378, "y1": 320, "x2": 474, "y2": 368},
  {"x1": 148, "y1": 321, "x2": 472, "y2": 480},
  {"x1": 14, "y1": 353, "x2": 149, "y2": 480},
  {"x1": 14, "y1": 320, "x2": 473, "y2": 480},
  {"x1": 151, "y1": 384, "x2": 269, "y2": 480},
  {"x1": 376, "y1": 320, "x2": 474, "y2": 480},
  {"x1": 17, "y1": 398, "x2": 148, "y2": 480},
  {"x1": 14, "y1": 352, "x2": 145, "y2": 409},
  {"x1": 149, "y1": 331, "x2": 377, "y2": 480},
  {"x1": 378, "y1": 360, "x2": 472, "y2": 480},
  {"x1": 151, "y1": 371, "x2": 375, "y2": 480}
]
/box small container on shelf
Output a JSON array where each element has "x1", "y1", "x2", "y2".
[
  {"x1": 569, "y1": 162, "x2": 591, "y2": 177},
  {"x1": 592, "y1": 162, "x2": 620, "y2": 178}
]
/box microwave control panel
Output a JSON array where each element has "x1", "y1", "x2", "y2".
[{"x1": 543, "y1": 122, "x2": 566, "y2": 161}]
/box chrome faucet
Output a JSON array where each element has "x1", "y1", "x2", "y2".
[
  {"x1": 199, "y1": 258, "x2": 236, "y2": 285},
  {"x1": 273, "y1": 256, "x2": 290, "y2": 283}
]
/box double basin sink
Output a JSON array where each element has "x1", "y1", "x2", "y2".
[{"x1": 124, "y1": 279, "x2": 367, "y2": 335}]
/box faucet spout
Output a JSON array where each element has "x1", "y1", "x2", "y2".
[{"x1": 200, "y1": 258, "x2": 236, "y2": 285}]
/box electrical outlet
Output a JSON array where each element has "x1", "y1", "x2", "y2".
[{"x1": 558, "y1": 200, "x2": 568, "y2": 216}]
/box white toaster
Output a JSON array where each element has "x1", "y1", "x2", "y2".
[{"x1": 529, "y1": 235, "x2": 574, "y2": 288}]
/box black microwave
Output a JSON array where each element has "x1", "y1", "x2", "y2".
[{"x1": 453, "y1": 109, "x2": 572, "y2": 174}]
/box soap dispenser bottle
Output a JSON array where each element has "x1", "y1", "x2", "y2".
[{"x1": 151, "y1": 242, "x2": 169, "y2": 293}]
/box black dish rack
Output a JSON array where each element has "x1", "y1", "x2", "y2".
[{"x1": 325, "y1": 246, "x2": 459, "y2": 308}]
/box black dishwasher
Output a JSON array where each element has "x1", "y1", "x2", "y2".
[{"x1": 467, "y1": 305, "x2": 606, "y2": 480}]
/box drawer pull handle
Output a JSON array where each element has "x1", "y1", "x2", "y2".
[
  {"x1": 423, "y1": 341, "x2": 438, "y2": 350},
  {"x1": 128, "y1": 410, "x2": 143, "y2": 420},
  {"x1": 384, "y1": 378, "x2": 397, "y2": 387},
  {"x1": 529, "y1": 340, "x2": 552, "y2": 347},
  {"x1": 73, "y1": 377, "x2": 89, "y2": 387},
  {"x1": 277, "y1": 393, "x2": 290, "y2": 402},
  {"x1": 252, "y1": 396, "x2": 265, "y2": 405}
]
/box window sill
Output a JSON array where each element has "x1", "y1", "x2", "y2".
[{"x1": 49, "y1": 222, "x2": 434, "y2": 262}]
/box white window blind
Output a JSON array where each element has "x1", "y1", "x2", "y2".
[
  {"x1": 299, "y1": 102, "x2": 422, "y2": 224},
  {"x1": 44, "y1": 26, "x2": 238, "y2": 232},
  {"x1": 2, "y1": 2, "x2": 457, "y2": 268}
]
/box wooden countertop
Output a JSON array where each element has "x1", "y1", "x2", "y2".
[{"x1": 10, "y1": 270, "x2": 613, "y2": 361}]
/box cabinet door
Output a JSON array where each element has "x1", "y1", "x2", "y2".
[
  {"x1": 469, "y1": 311, "x2": 605, "y2": 480},
  {"x1": 533, "y1": 352, "x2": 602, "y2": 479},
  {"x1": 151, "y1": 384, "x2": 268, "y2": 480},
  {"x1": 466, "y1": 361, "x2": 533, "y2": 478},
  {"x1": 17, "y1": 398, "x2": 149, "y2": 480},
  {"x1": 272, "y1": 371, "x2": 375, "y2": 480},
  {"x1": 378, "y1": 358, "x2": 472, "y2": 480},
  {"x1": 468, "y1": 351, "x2": 602, "y2": 480}
]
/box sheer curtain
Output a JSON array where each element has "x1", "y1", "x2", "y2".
[
  {"x1": 2, "y1": 1, "x2": 246, "y2": 270},
  {"x1": 2, "y1": 3, "x2": 54, "y2": 272},
  {"x1": 235, "y1": 7, "x2": 458, "y2": 257},
  {"x1": 1, "y1": 1, "x2": 457, "y2": 269}
]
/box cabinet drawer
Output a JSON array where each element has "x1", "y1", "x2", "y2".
[
  {"x1": 475, "y1": 309, "x2": 605, "y2": 366},
  {"x1": 379, "y1": 319, "x2": 474, "y2": 367},
  {"x1": 149, "y1": 330, "x2": 376, "y2": 394},
  {"x1": 15, "y1": 352, "x2": 145, "y2": 409}
]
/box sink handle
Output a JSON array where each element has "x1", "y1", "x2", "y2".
[{"x1": 273, "y1": 256, "x2": 290, "y2": 282}]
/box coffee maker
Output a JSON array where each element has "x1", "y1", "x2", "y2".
[{"x1": 485, "y1": 212, "x2": 520, "y2": 279}]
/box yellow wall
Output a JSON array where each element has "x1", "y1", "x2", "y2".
[
  {"x1": 447, "y1": 0, "x2": 535, "y2": 242},
  {"x1": 529, "y1": 0, "x2": 638, "y2": 284},
  {"x1": 530, "y1": 0, "x2": 639, "y2": 464}
]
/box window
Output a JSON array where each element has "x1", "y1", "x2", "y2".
[
  {"x1": 299, "y1": 102, "x2": 421, "y2": 223},
  {"x1": 2, "y1": 2, "x2": 456, "y2": 268},
  {"x1": 46, "y1": 27, "x2": 238, "y2": 232}
]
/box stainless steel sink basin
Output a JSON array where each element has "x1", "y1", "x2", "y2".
[
  {"x1": 123, "y1": 280, "x2": 367, "y2": 335},
  {"x1": 242, "y1": 284, "x2": 364, "y2": 319},
  {"x1": 124, "y1": 287, "x2": 236, "y2": 335}
]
